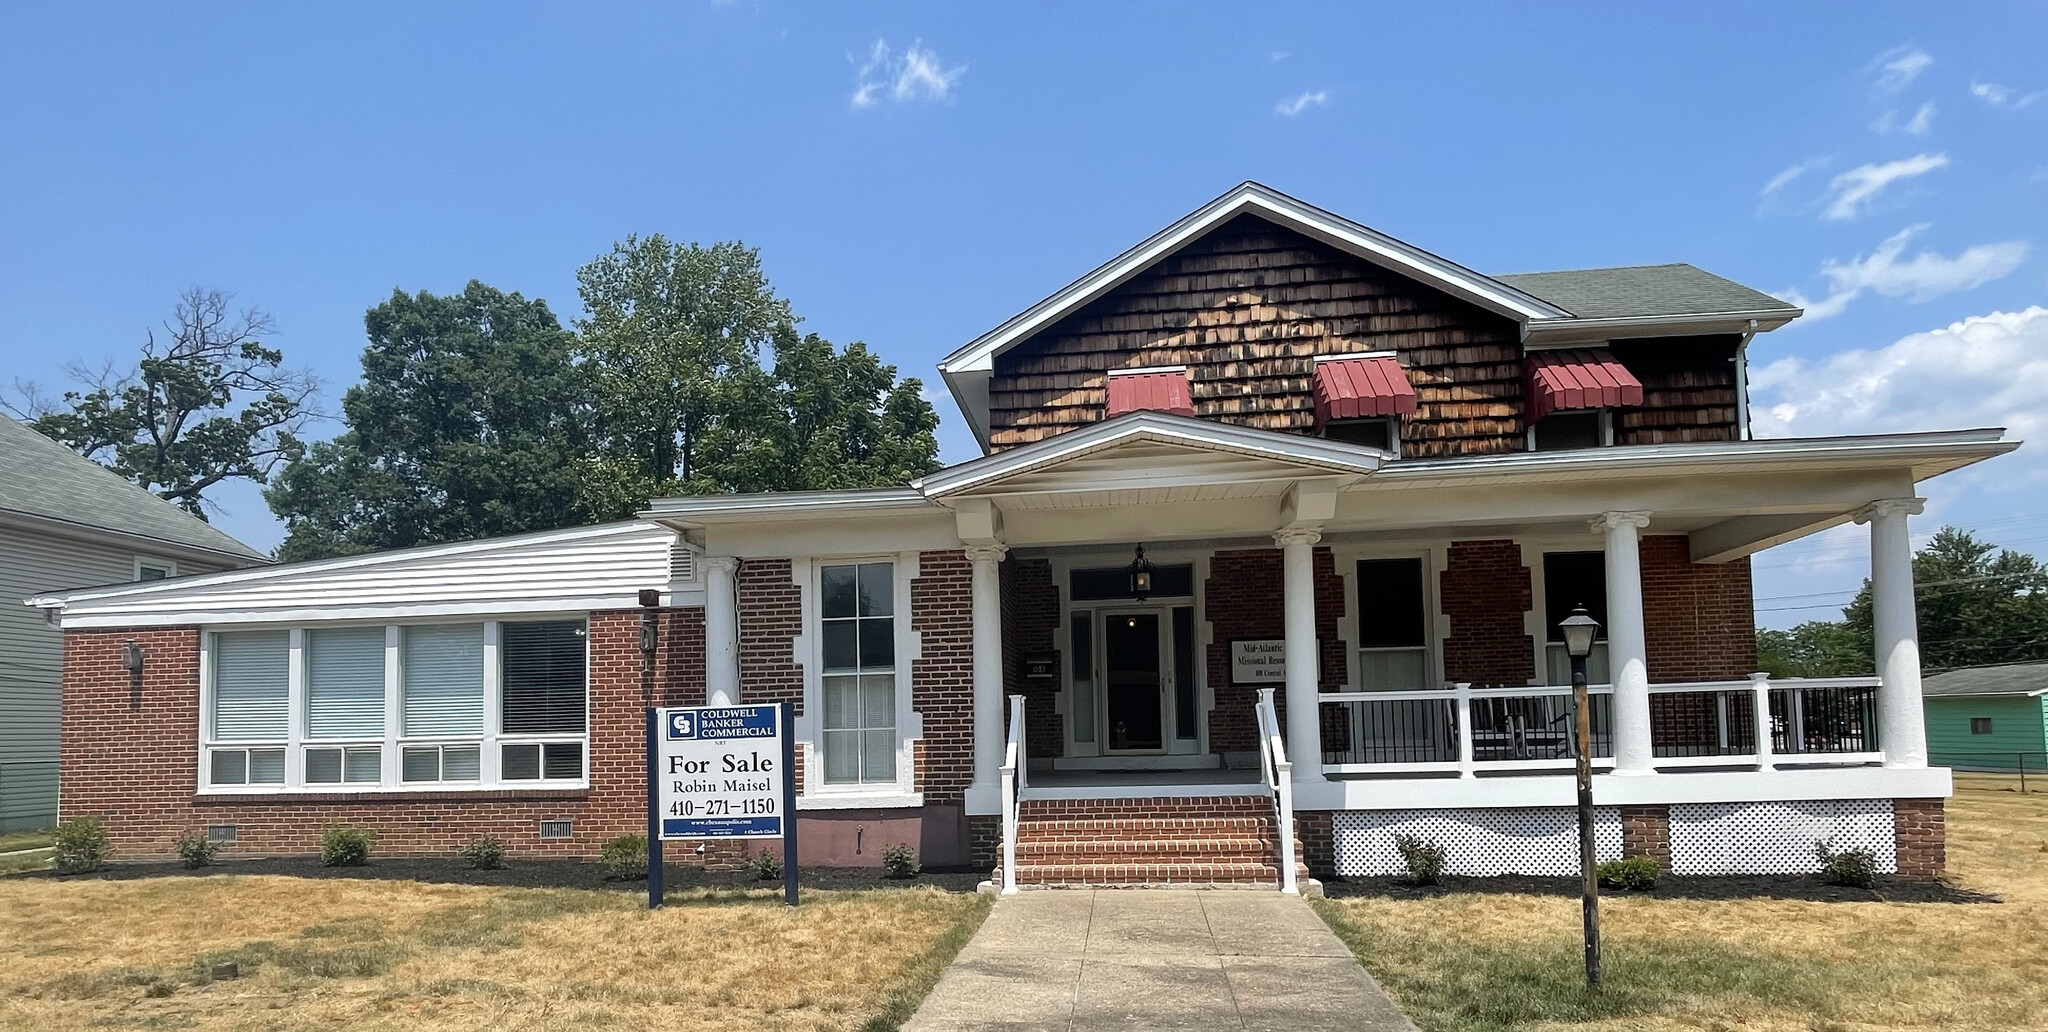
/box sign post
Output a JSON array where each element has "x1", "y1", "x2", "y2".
[{"x1": 649, "y1": 702, "x2": 799, "y2": 909}]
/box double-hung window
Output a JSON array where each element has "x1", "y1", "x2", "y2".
[
  {"x1": 304, "y1": 626, "x2": 387, "y2": 783},
  {"x1": 206, "y1": 630, "x2": 289, "y2": 785},
  {"x1": 499, "y1": 620, "x2": 588, "y2": 782},
  {"x1": 1543, "y1": 552, "x2": 1610, "y2": 684},
  {"x1": 400, "y1": 625, "x2": 484, "y2": 783},
  {"x1": 1355, "y1": 558, "x2": 1432, "y2": 690},
  {"x1": 819, "y1": 562, "x2": 897, "y2": 785}
]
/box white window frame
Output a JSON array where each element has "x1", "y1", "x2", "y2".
[
  {"x1": 1526, "y1": 409, "x2": 1614, "y2": 452},
  {"x1": 795, "y1": 554, "x2": 923, "y2": 808},
  {"x1": 134, "y1": 557, "x2": 176, "y2": 581},
  {"x1": 196, "y1": 616, "x2": 590, "y2": 794},
  {"x1": 1526, "y1": 543, "x2": 1612, "y2": 687},
  {"x1": 1334, "y1": 545, "x2": 1446, "y2": 691}
]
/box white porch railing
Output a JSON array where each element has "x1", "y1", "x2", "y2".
[
  {"x1": 998, "y1": 693, "x2": 1026, "y2": 895},
  {"x1": 1319, "y1": 674, "x2": 1884, "y2": 776},
  {"x1": 1254, "y1": 687, "x2": 1299, "y2": 895}
]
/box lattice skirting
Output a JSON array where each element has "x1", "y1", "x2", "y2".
[
  {"x1": 1669, "y1": 800, "x2": 1896, "y2": 875},
  {"x1": 1332, "y1": 808, "x2": 1624, "y2": 877}
]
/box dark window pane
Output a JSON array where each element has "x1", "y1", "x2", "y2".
[
  {"x1": 821, "y1": 565, "x2": 857, "y2": 619},
  {"x1": 542, "y1": 742, "x2": 584, "y2": 780},
  {"x1": 501, "y1": 621, "x2": 587, "y2": 734},
  {"x1": 858, "y1": 617, "x2": 895, "y2": 670},
  {"x1": 1071, "y1": 563, "x2": 1195, "y2": 601},
  {"x1": 1324, "y1": 418, "x2": 1393, "y2": 450},
  {"x1": 1533, "y1": 412, "x2": 1604, "y2": 451},
  {"x1": 502, "y1": 743, "x2": 541, "y2": 780},
  {"x1": 821, "y1": 621, "x2": 858, "y2": 672},
  {"x1": 856, "y1": 563, "x2": 893, "y2": 617},
  {"x1": 1173, "y1": 606, "x2": 1197, "y2": 740},
  {"x1": 1544, "y1": 552, "x2": 1607, "y2": 642},
  {"x1": 1357, "y1": 559, "x2": 1427, "y2": 648}
]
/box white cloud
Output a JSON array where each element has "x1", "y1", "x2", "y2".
[
  {"x1": 1819, "y1": 152, "x2": 1948, "y2": 220},
  {"x1": 1751, "y1": 307, "x2": 2047, "y2": 478},
  {"x1": 1275, "y1": 90, "x2": 1328, "y2": 117},
  {"x1": 849, "y1": 38, "x2": 965, "y2": 110},
  {"x1": 1872, "y1": 46, "x2": 1933, "y2": 92},
  {"x1": 1780, "y1": 225, "x2": 2030, "y2": 320},
  {"x1": 1760, "y1": 157, "x2": 1829, "y2": 197},
  {"x1": 1970, "y1": 79, "x2": 2043, "y2": 108},
  {"x1": 1873, "y1": 101, "x2": 1936, "y2": 135},
  {"x1": 1269, "y1": 50, "x2": 1291, "y2": 63}
]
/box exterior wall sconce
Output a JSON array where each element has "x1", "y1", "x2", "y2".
[
  {"x1": 1127, "y1": 544, "x2": 1155, "y2": 602},
  {"x1": 637, "y1": 588, "x2": 661, "y2": 654},
  {"x1": 122, "y1": 640, "x2": 144, "y2": 674}
]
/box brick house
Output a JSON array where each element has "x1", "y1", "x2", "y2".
[{"x1": 29, "y1": 184, "x2": 2013, "y2": 886}]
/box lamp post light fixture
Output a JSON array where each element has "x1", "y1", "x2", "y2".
[
  {"x1": 1127, "y1": 544, "x2": 1155, "y2": 602},
  {"x1": 1559, "y1": 604, "x2": 1602, "y2": 989}
]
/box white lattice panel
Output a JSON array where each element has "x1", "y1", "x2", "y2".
[
  {"x1": 1670, "y1": 800, "x2": 1895, "y2": 875},
  {"x1": 1332, "y1": 808, "x2": 1623, "y2": 877}
]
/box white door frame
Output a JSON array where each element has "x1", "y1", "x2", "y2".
[{"x1": 1098, "y1": 606, "x2": 1173, "y2": 755}]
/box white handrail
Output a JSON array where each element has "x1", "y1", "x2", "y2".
[
  {"x1": 998, "y1": 693, "x2": 1025, "y2": 895},
  {"x1": 1254, "y1": 687, "x2": 1299, "y2": 895}
]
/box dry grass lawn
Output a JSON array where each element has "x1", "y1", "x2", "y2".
[
  {"x1": 0, "y1": 875, "x2": 989, "y2": 1032},
  {"x1": 1316, "y1": 773, "x2": 2048, "y2": 1032}
]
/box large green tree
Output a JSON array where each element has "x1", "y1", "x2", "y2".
[
  {"x1": 265, "y1": 282, "x2": 589, "y2": 561},
  {"x1": 4, "y1": 288, "x2": 316, "y2": 517},
  {"x1": 1757, "y1": 527, "x2": 2048, "y2": 677}
]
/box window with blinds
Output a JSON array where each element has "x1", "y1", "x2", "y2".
[
  {"x1": 401, "y1": 625, "x2": 484, "y2": 737},
  {"x1": 306, "y1": 627, "x2": 387, "y2": 739},
  {"x1": 501, "y1": 621, "x2": 587, "y2": 734},
  {"x1": 211, "y1": 630, "x2": 289, "y2": 740},
  {"x1": 820, "y1": 562, "x2": 896, "y2": 785}
]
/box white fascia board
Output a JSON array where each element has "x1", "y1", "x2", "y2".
[
  {"x1": 55, "y1": 591, "x2": 710, "y2": 630},
  {"x1": 24, "y1": 520, "x2": 672, "y2": 608},
  {"x1": 1367, "y1": 429, "x2": 2015, "y2": 489},
  {"x1": 639, "y1": 488, "x2": 938, "y2": 525},
  {"x1": 1523, "y1": 308, "x2": 1802, "y2": 345},
  {"x1": 936, "y1": 181, "x2": 1565, "y2": 380},
  {"x1": 915, "y1": 411, "x2": 1385, "y2": 499}
]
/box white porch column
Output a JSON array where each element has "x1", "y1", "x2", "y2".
[
  {"x1": 965, "y1": 543, "x2": 1009, "y2": 810},
  {"x1": 1593, "y1": 512, "x2": 1655, "y2": 775},
  {"x1": 1860, "y1": 498, "x2": 1929, "y2": 768},
  {"x1": 703, "y1": 556, "x2": 741, "y2": 707},
  {"x1": 1275, "y1": 528, "x2": 1324, "y2": 780}
]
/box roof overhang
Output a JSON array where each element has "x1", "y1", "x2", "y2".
[
  {"x1": 639, "y1": 488, "x2": 940, "y2": 529},
  {"x1": 1523, "y1": 309, "x2": 1801, "y2": 346},
  {"x1": 0, "y1": 507, "x2": 271, "y2": 569},
  {"x1": 937, "y1": 181, "x2": 1571, "y2": 449}
]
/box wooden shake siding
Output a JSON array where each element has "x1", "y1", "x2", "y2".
[
  {"x1": 987, "y1": 214, "x2": 1527, "y2": 458},
  {"x1": 1608, "y1": 336, "x2": 1742, "y2": 445}
]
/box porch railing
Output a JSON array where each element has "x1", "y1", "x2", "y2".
[
  {"x1": 1319, "y1": 674, "x2": 1883, "y2": 776},
  {"x1": 998, "y1": 693, "x2": 1026, "y2": 895},
  {"x1": 1253, "y1": 687, "x2": 1299, "y2": 895}
]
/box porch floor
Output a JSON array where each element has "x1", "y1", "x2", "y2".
[{"x1": 1022, "y1": 767, "x2": 1267, "y2": 800}]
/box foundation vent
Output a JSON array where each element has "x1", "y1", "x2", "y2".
[{"x1": 538, "y1": 820, "x2": 574, "y2": 840}]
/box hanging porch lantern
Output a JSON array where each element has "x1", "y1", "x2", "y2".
[{"x1": 1127, "y1": 544, "x2": 1155, "y2": 602}]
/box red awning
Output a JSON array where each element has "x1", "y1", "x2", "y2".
[
  {"x1": 1524, "y1": 348, "x2": 1644, "y2": 422},
  {"x1": 1105, "y1": 370, "x2": 1195, "y2": 418},
  {"x1": 1313, "y1": 355, "x2": 1418, "y2": 423}
]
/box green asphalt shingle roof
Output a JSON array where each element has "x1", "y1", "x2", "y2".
[
  {"x1": 0, "y1": 416, "x2": 267, "y2": 562},
  {"x1": 1496, "y1": 263, "x2": 1801, "y2": 322},
  {"x1": 1921, "y1": 661, "x2": 2048, "y2": 698}
]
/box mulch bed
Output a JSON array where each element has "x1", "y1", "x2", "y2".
[
  {"x1": 1321, "y1": 873, "x2": 2000, "y2": 904},
  {"x1": 9, "y1": 857, "x2": 989, "y2": 894}
]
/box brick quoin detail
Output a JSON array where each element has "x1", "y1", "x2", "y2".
[
  {"x1": 911, "y1": 549, "x2": 975, "y2": 806},
  {"x1": 1002, "y1": 558, "x2": 1062, "y2": 760},
  {"x1": 1640, "y1": 535, "x2": 1757, "y2": 682},
  {"x1": 1440, "y1": 540, "x2": 1535, "y2": 685},
  {"x1": 1894, "y1": 798, "x2": 1946, "y2": 877},
  {"x1": 1619, "y1": 805, "x2": 1671, "y2": 868},
  {"x1": 60, "y1": 613, "x2": 710, "y2": 861},
  {"x1": 1204, "y1": 547, "x2": 1346, "y2": 754}
]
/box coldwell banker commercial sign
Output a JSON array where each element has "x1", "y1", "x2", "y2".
[{"x1": 656, "y1": 704, "x2": 789, "y2": 839}]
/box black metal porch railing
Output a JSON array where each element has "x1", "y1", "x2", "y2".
[{"x1": 1771, "y1": 682, "x2": 1880, "y2": 755}]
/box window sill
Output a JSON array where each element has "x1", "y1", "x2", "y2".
[
  {"x1": 194, "y1": 786, "x2": 590, "y2": 805},
  {"x1": 796, "y1": 790, "x2": 924, "y2": 811}
]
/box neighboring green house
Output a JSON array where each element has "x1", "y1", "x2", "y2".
[
  {"x1": 2, "y1": 416, "x2": 268, "y2": 832},
  {"x1": 1922, "y1": 661, "x2": 2048, "y2": 774}
]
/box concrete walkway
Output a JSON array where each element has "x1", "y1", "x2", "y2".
[{"x1": 904, "y1": 890, "x2": 1416, "y2": 1032}]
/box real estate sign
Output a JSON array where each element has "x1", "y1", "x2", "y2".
[{"x1": 654, "y1": 704, "x2": 790, "y2": 839}]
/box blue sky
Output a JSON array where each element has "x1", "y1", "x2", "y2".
[{"x1": 2, "y1": 2, "x2": 2042, "y2": 630}]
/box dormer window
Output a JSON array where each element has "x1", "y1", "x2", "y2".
[
  {"x1": 1324, "y1": 416, "x2": 1399, "y2": 454},
  {"x1": 1313, "y1": 353, "x2": 1414, "y2": 454},
  {"x1": 1524, "y1": 347, "x2": 1642, "y2": 453},
  {"x1": 1529, "y1": 410, "x2": 1612, "y2": 451}
]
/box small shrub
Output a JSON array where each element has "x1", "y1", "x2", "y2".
[
  {"x1": 746, "y1": 850, "x2": 782, "y2": 881},
  {"x1": 318, "y1": 825, "x2": 374, "y2": 868},
  {"x1": 458, "y1": 838, "x2": 506, "y2": 871},
  {"x1": 174, "y1": 830, "x2": 219, "y2": 869},
  {"x1": 600, "y1": 834, "x2": 648, "y2": 881},
  {"x1": 1596, "y1": 856, "x2": 1661, "y2": 891},
  {"x1": 51, "y1": 817, "x2": 112, "y2": 875},
  {"x1": 1816, "y1": 841, "x2": 1877, "y2": 888},
  {"x1": 1393, "y1": 833, "x2": 1445, "y2": 886},
  {"x1": 881, "y1": 843, "x2": 920, "y2": 879}
]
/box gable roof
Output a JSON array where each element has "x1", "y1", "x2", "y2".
[
  {"x1": 1499, "y1": 264, "x2": 1800, "y2": 323},
  {"x1": 1921, "y1": 661, "x2": 2047, "y2": 699},
  {"x1": 1, "y1": 416, "x2": 267, "y2": 564}
]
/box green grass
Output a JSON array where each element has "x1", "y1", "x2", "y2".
[
  {"x1": 0, "y1": 828, "x2": 54, "y2": 853},
  {"x1": 1312, "y1": 899, "x2": 1882, "y2": 1032},
  {"x1": 857, "y1": 891, "x2": 993, "y2": 1032},
  {"x1": 0, "y1": 848, "x2": 53, "y2": 875}
]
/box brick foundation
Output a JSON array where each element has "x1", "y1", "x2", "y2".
[
  {"x1": 1894, "y1": 797, "x2": 1946, "y2": 877},
  {"x1": 1296, "y1": 809, "x2": 1335, "y2": 881},
  {"x1": 1619, "y1": 804, "x2": 1671, "y2": 868}
]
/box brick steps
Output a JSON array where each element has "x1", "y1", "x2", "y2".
[
  {"x1": 1017, "y1": 861, "x2": 1284, "y2": 886},
  {"x1": 998, "y1": 795, "x2": 1308, "y2": 889}
]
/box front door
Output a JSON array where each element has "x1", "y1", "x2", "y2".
[{"x1": 1103, "y1": 609, "x2": 1166, "y2": 752}]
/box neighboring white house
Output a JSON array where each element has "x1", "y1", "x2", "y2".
[{"x1": 1, "y1": 415, "x2": 267, "y2": 831}]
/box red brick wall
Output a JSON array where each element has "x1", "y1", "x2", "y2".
[
  {"x1": 1620, "y1": 804, "x2": 1671, "y2": 867},
  {"x1": 1204, "y1": 546, "x2": 1346, "y2": 754},
  {"x1": 1640, "y1": 535, "x2": 1757, "y2": 682},
  {"x1": 1894, "y1": 798, "x2": 1945, "y2": 877},
  {"x1": 737, "y1": 559, "x2": 804, "y2": 713},
  {"x1": 911, "y1": 549, "x2": 975, "y2": 805},
  {"x1": 1001, "y1": 557, "x2": 1063, "y2": 759},
  {"x1": 1440, "y1": 540, "x2": 1535, "y2": 685}
]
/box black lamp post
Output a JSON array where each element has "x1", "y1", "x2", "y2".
[
  {"x1": 1127, "y1": 544, "x2": 1155, "y2": 602},
  {"x1": 1559, "y1": 604, "x2": 1602, "y2": 989}
]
